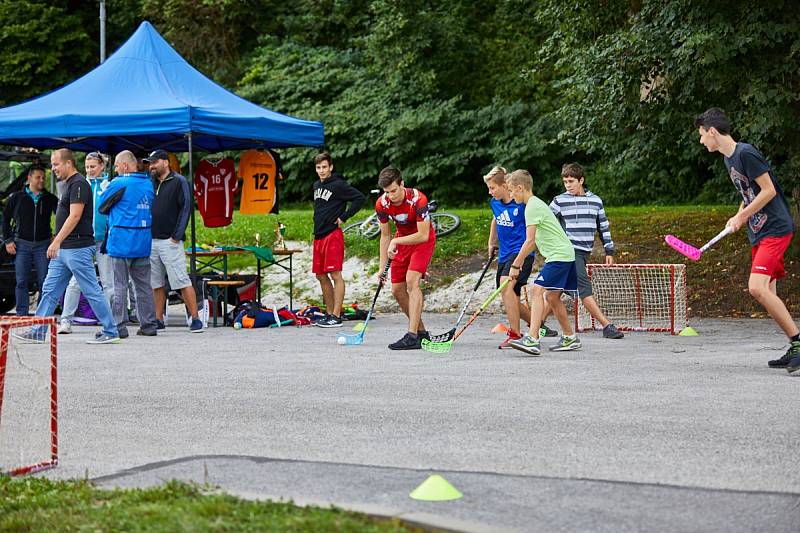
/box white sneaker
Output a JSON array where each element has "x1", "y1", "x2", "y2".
[{"x1": 57, "y1": 320, "x2": 72, "y2": 334}]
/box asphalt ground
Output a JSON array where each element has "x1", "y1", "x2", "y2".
[{"x1": 22, "y1": 312, "x2": 800, "y2": 532}]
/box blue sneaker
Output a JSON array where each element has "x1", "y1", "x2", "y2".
[
  {"x1": 508, "y1": 335, "x2": 541, "y2": 356},
  {"x1": 549, "y1": 335, "x2": 582, "y2": 352},
  {"x1": 87, "y1": 334, "x2": 121, "y2": 345},
  {"x1": 190, "y1": 318, "x2": 204, "y2": 333},
  {"x1": 11, "y1": 329, "x2": 46, "y2": 344}
]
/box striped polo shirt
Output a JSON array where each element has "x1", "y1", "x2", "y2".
[{"x1": 549, "y1": 190, "x2": 615, "y2": 255}]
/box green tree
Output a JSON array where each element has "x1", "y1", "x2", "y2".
[
  {"x1": 534, "y1": 0, "x2": 800, "y2": 221},
  {"x1": 0, "y1": 0, "x2": 93, "y2": 106},
  {"x1": 141, "y1": 0, "x2": 287, "y2": 86},
  {"x1": 239, "y1": 0, "x2": 564, "y2": 202}
]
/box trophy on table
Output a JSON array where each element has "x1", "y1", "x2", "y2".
[{"x1": 273, "y1": 222, "x2": 287, "y2": 249}]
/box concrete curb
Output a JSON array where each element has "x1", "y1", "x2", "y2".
[{"x1": 223, "y1": 489, "x2": 522, "y2": 533}]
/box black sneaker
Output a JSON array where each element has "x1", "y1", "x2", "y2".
[
  {"x1": 136, "y1": 329, "x2": 158, "y2": 336},
  {"x1": 540, "y1": 323, "x2": 559, "y2": 337},
  {"x1": 603, "y1": 323, "x2": 624, "y2": 339},
  {"x1": 788, "y1": 355, "x2": 800, "y2": 375},
  {"x1": 315, "y1": 315, "x2": 343, "y2": 328},
  {"x1": 769, "y1": 340, "x2": 800, "y2": 368},
  {"x1": 388, "y1": 332, "x2": 422, "y2": 350},
  {"x1": 418, "y1": 330, "x2": 431, "y2": 341},
  {"x1": 155, "y1": 319, "x2": 166, "y2": 330}
]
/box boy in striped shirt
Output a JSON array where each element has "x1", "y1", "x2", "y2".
[{"x1": 549, "y1": 163, "x2": 623, "y2": 339}]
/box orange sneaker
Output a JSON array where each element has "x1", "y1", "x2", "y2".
[{"x1": 498, "y1": 330, "x2": 522, "y2": 349}]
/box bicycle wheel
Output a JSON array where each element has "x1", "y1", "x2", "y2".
[
  {"x1": 342, "y1": 219, "x2": 366, "y2": 235},
  {"x1": 343, "y1": 217, "x2": 381, "y2": 239},
  {"x1": 431, "y1": 212, "x2": 461, "y2": 237},
  {"x1": 362, "y1": 218, "x2": 381, "y2": 239}
]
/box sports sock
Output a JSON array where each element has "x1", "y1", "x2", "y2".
[
  {"x1": 790, "y1": 334, "x2": 800, "y2": 343},
  {"x1": 409, "y1": 331, "x2": 418, "y2": 339}
]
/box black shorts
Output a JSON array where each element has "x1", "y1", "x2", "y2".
[{"x1": 496, "y1": 255, "x2": 535, "y2": 296}]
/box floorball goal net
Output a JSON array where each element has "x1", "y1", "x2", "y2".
[
  {"x1": 574, "y1": 264, "x2": 688, "y2": 334},
  {"x1": 0, "y1": 316, "x2": 58, "y2": 476}
]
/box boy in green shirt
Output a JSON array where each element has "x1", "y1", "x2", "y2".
[{"x1": 506, "y1": 169, "x2": 581, "y2": 355}]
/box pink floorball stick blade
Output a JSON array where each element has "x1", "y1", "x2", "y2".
[{"x1": 664, "y1": 235, "x2": 702, "y2": 261}]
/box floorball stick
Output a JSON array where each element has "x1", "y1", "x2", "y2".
[
  {"x1": 422, "y1": 279, "x2": 510, "y2": 354},
  {"x1": 665, "y1": 227, "x2": 731, "y2": 261},
  {"x1": 337, "y1": 259, "x2": 392, "y2": 346},
  {"x1": 423, "y1": 250, "x2": 497, "y2": 345}
]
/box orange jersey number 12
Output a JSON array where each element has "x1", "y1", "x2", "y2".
[{"x1": 238, "y1": 149, "x2": 279, "y2": 214}]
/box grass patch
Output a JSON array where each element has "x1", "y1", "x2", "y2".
[{"x1": 0, "y1": 477, "x2": 417, "y2": 532}]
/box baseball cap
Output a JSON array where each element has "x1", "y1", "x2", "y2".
[{"x1": 143, "y1": 149, "x2": 169, "y2": 163}]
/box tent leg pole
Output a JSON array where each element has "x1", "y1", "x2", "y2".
[{"x1": 189, "y1": 133, "x2": 196, "y2": 278}]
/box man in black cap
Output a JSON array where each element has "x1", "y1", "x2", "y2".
[{"x1": 145, "y1": 149, "x2": 203, "y2": 332}]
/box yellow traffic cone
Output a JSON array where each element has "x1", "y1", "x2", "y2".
[
  {"x1": 409, "y1": 475, "x2": 463, "y2": 501},
  {"x1": 679, "y1": 326, "x2": 699, "y2": 336}
]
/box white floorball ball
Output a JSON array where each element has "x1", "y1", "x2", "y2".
[{"x1": 337, "y1": 336, "x2": 347, "y2": 345}]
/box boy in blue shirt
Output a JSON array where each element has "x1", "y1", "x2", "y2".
[{"x1": 484, "y1": 166, "x2": 556, "y2": 348}]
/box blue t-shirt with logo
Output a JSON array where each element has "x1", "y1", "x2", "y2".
[{"x1": 490, "y1": 198, "x2": 534, "y2": 264}]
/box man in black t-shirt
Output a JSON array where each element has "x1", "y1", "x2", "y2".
[
  {"x1": 695, "y1": 107, "x2": 798, "y2": 372},
  {"x1": 12, "y1": 149, "x2": 120, "y2": 344}
]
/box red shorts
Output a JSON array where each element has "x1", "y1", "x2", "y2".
[
  {"x1": 312, "y1": 228, "x2": 344, "y2": 274},
  {"x1": 750, "y1": 234, "x2": 793, "y2": 280},
  {"x1": 391, "y1": 235, "x2": 436, "y2": 284}
]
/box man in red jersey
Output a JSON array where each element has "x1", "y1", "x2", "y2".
[{"x1": 375, "y1": 166, "x2": 436, "y2": 350}]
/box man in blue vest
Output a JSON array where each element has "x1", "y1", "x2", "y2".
[
  {"x1": 58, "y1": 151, "x2": 115, "y2": 334},
  {"x1": 99, "y1": 151, "x2": 158, "y2": 337}
]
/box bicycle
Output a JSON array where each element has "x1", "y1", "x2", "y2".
[{"x1": 342, "y1": 189, "x2": 461, "y2": 239}]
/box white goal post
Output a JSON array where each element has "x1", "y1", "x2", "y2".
[
  {"x1": 0, "y1": 316, "x2": 58, "y2": 476},
  {"x1": 574, "y1": 264, "x2": 688, "y2": 334}
]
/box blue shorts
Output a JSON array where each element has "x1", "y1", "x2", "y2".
[{"x1": 533, "y1": 261, "x2": 578, "y2": 296}]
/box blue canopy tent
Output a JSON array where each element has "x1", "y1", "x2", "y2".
[
  {"x1": 0, "y1": 20, "x2": 323, "y2": 278},
  {"x1": 0, "y1": 21, "x2": 324, "y2": 152}
]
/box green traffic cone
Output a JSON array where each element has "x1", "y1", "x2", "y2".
[
  {"x1": 679, "y1": 326, "x2": 699, "y2": 336},
  {"x1": 409, "y1": 475, "x2": 463, "y2": 501}
]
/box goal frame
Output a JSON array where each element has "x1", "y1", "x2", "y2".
[
  {"x1": 0, "y1": 315, "x2": 58, "y2": 476},
  {"x1": 573, "y1": 263, "x2": 687, "y2": 335}
]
